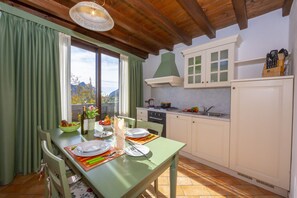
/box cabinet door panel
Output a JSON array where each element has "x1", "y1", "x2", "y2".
[
  {"x1": 192, "y1": 118, "x2": 230, "y2": 167},
  {"x1": 167, "y1": 114, "x2": 192, "y2": 153},
  {"x1": 206, "y1": 43, "x2": 234, "y2": 87},
  {"x1": 184, "y1": 51, "x2": 206, "y2": 88},
  {"x1": 230, "y1": 78, "x2": 293, "y2": 190}
]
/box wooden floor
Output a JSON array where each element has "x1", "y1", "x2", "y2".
[{"x1": 0, "y1": 156, "x2": 282, "y2": 198}]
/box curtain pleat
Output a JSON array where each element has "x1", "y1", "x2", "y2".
[
  {"x1": 0, "y1": 11, "x2": 61, "y2": 184},
  {"x1": 128, "y1": 57, "x2": 143, "y2": 118}
]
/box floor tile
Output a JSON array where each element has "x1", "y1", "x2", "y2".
[{"x1": 0, "y1": 157, "x2": 283, "y2": 198}]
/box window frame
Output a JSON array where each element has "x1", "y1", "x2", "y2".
[{"x1": 71, "y1": 38, "x2": 120, "y2": 120}]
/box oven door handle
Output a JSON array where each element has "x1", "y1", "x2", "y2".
[{"x1": 148, "y1": 116, "x2": 163, "y2": 121}]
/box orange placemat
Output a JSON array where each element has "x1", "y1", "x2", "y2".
[
  {"x1": 126, "y1": 133, "x2": 159, "y2": 144},
  {"x1": 64, "y1": 145, "x2": 124, "y2": 171}
]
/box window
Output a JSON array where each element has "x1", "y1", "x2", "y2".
[
  {"x1": 100, "y1": 52, "x2": 120, "y2": 119},
  {"x1": 70, "y1": 39, "x2": 120, "y2": 121}
]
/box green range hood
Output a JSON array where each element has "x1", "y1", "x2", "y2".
[{"x1": 145, "y1": 52, "x2": 183, "y2": 87}]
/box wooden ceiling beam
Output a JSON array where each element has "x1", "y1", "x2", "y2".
[
  {"x1": 177, "y1": 0, "x2": 216, "y2": 38},
  {"x1": 4, "y1": 0, "x2": 148, "y2": 59},
  {"x1": 231, "y1": 0, "x2": 248, "y2": 30},
  {"x1": 125, "y1": 0, "x2": 192, "y2": 46},
  {"x1": 282, "y1": 0, "x2": 293, "y2": 16},
  {"x1": 14, "y1": 0, "x2": 159, "y2": 55}
]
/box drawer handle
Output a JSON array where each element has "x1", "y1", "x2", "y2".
[
  {"x1": 176, "y1": 116, "x2": 178, "y2": 118},
  {"x1": 232, "y1": 87, "x2": 235, "y2": 90},
  {"x1": 192, "y1": 121, "x2": 195, "y2": 123}
]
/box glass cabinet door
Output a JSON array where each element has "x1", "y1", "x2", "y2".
[
  {"x1": 185, "y1": 51, "x2": 205, "y2": 87},
  {"x1": 207, "y1": 45, "x2": 231, "y2": 85}
]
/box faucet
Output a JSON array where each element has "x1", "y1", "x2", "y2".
[{"x1": 203, "y1": 105, "x2": 215, "y2": 113}]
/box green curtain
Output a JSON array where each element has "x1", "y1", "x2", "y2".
[
  {"x1": 0, "y1": 12, "x2": 61, "y2": 185},
  {"x1": 128, "y1": 57, "x2": 143, "y2": 118}
]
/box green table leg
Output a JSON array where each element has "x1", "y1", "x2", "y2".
[{"x1": 170, "y1": 153, "x2": 179, "y2": 198}]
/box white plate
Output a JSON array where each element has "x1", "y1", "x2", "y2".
[
  {"x1": 94, "y1": 131, "x2": 113, "y2": 138},
  {"x1": 73, "y1": 140, "x2": 111, "y2": 157},
  {"x1": 125, "y1": 128, "x2": 149, "y2": 138},
  {"x1": 125, "y1": 145, "x2": 150, "y2": 157}
]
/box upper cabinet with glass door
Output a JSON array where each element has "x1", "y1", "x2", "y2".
[{"x1": 182, "y1": 35, "x2": 240, "y2": 88}]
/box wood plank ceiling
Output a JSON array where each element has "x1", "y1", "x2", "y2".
[{"x1": 1, "y1": 0, "x2": 293, "y2": 59}]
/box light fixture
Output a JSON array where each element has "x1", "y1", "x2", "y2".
[{"x1": 69, "y1": 1, "x2": 114, "y2": 32}]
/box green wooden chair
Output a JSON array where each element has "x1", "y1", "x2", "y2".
[
  {"x1": 135, "y1": 120, "x2": 163, "y2": 194},
  {"x1": 38, "y1": 126, "x2": 54, "y2": 153},
  {"x1": 41, "y1": 140, "x2": 96, "y2": 198},
  {"x1": 136, "y1": 120, "x2": 163, "y2": 136},
  {"x1": 118, "y1": 116, "x2": 136, "y2": 128}
]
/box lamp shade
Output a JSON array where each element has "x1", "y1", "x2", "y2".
[{"x1": 69, "y1": 1, "x2": 114, "y2": 31}]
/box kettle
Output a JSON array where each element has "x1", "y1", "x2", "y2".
[{"x1": 145, "y1": 98, "x2": 155, "y2": 107}]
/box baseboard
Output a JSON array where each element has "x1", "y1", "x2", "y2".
[{"x1": 179, "y1": 151, "x2": 289, "y2": 198}]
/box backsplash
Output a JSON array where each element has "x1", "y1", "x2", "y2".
[{"x1": 151, "y1": 87, "x2": 231, "y2": 114}]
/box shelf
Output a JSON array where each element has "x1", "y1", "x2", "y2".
[
  {"x1": 235, "y1": 53, "x2": 291, "y2": 67},
  {"x1": 234, "y1": 56, "x2": 266, "y2": 65}
]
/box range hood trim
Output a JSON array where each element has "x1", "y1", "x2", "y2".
[{"x1": 145, "y1": 76, "x2": 184, "y2": 87}]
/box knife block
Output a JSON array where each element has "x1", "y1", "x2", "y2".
[{"x1": 262, "y1": 53, "x2": 285, "y2": 77}]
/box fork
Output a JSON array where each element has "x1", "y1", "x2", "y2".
[{"x1": 128, "y1": 142, "x2": 149, "y2": 159}]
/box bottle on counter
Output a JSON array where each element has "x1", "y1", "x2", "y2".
[{"x1": 81, "y1": 106, "x2": 88, "y2": 135}]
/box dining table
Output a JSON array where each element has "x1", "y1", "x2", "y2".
[{"x1": 49, "y1": 126, "x2": 185, "y2": 198}]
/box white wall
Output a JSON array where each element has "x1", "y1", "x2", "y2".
[
  {"x1": 143, "y1": 9, "x2": 289, "y2": 113},
  {"x1": 289, "y1": 0, "x2": 297, "y2": 197}
]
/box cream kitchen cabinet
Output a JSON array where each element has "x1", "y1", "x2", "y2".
[
  {"x1": 166, "y1": 114, "x2": 192, "y2": 153},
  {"x1": 230, "y1": 76, "x2": 293, "y2": 190},
  {"x1": 191, "y1": 117, "x2": 230, "y2": 167},
  {"x1": 136, "y1": 108, "x2": 147, "y2": 121},
  {"x1": 182, "y1": 34, "x2": 240, "y2": 88}
]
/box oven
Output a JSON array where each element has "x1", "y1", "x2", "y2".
[{"x1": 148, "y1": 110, "x2": 166, "y2": 137}]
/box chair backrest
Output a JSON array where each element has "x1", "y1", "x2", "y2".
[
  {"x1": 38, "y1": 125, "x2": 54, "y2": 153},
  {"x1": 41, "y1": 140, "x2": 71, "y2": 198},
  {"x1": 118, "y1": 116, "x2": 136, "y2": 128},
  {"x1": 136, "y1": 120, "x2": 163, "y2": 136}
]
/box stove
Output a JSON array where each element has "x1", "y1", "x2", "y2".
[{"x1": 148, "y1": 106, "x2": 179, "y2": 111}]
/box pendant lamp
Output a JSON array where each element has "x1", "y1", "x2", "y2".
[{"x1": 69, "y1": 1, "x2": 114, "y2": 31}]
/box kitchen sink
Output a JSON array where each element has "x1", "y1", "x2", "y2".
[
  {"x1": 178, "y1": 110, "x2": 229, "y2": 118},
  {"x1": 198, "y1": 112, "x2": 227, "y2": 117}
]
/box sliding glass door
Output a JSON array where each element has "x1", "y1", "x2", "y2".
[
  {"x1": 99, "y1": 50, "x2": 120, "y2": 119},
  {"x1": 70, "y1": 45, "x2": 97, "y2": 121},
  {"x1": 70, "y1": 39, "x2": 120, "y2": 121}
]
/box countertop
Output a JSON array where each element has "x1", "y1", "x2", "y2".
[{"x1": 137, "y1": 107, "x2": 230, "y2": 122}]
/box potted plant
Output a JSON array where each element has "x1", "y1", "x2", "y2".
[{"x1": 86, "y1": 105, "x2": 99, "y2": 131}]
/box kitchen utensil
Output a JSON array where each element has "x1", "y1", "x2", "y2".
[
  {"x1": 145, "y1": 98, "x2": 155, "y2": 107},
  {"x1": 161, "y1": 102, "x2": 171, "y2": 108}
]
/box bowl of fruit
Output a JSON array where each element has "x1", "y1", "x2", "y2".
[
  {"x1": 99, "y1": 115, "x2": 111, "y2": 126},
  {"x1": 59, "y1": 120, "x2": 80, "y2": 132}
]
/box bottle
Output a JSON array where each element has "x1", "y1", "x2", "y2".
[{"x1": 81, "y1": 106, "x2": 88, "y2": 135}]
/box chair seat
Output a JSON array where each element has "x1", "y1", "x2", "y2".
[{"x1": 70, "y1": 180, "x2": 97, "y2": 198}]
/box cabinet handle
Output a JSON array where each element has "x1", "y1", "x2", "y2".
[
  {"x1": 232, "y1": 87, "x2": 235, "y2": 90},
  {"x1": 206, "y1": 81, "x2": 209, "y2": 83},
  {"x1": 202, "y1": 81, "x2": 204, "y2": 83},
  {"x1": 176, "y1": 116, "x2": 179, "y2": 118},
  {"x1": 192, "y1": 121, "x2": 195, "y2": 123}
]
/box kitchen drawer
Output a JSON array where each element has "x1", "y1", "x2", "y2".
[{"x1": 137, "y1": 109, "x2": 148, "y2": 121}]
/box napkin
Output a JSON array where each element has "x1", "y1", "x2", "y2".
[{"x1": 114, "y1": 117, "x2": 125, "y2": 150}]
